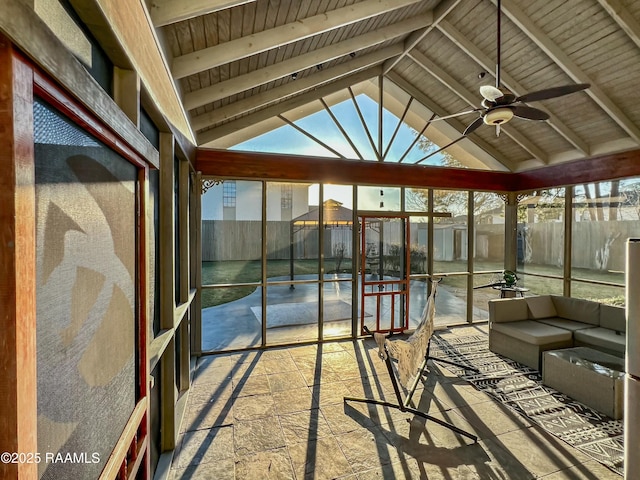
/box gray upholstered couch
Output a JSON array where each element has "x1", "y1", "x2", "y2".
[{"x1": 488, "y1": 295, "x2": 625, "y2": 370}]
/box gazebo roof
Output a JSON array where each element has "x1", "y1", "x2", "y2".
[{"x1": 293, "y1": 199, "x2": 353, "y2": 226}]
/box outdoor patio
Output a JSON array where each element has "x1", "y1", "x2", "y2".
[{"x1": 201, "y1": 276, "x2": 492, "y2": 352}]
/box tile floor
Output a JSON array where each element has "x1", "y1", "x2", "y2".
[{"x1": 170, "y1": 325, "x2": 622, "y2": 479}]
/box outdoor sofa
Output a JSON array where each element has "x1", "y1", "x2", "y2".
[{"x1": 488, "y1": 295, "x2": 625, "y2": 370}]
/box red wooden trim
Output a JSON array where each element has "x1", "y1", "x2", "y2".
[
  {"x1": 137, "y1": 166, "x2": 151, "y2": 478},
  {"x1": 0, "y1": 36, "x2": 38, "y2": 480},
  {"x1": 33, "y1": 70, "x2": 148, "y2": 169},
  {"x1": 196, "y1": 148, "x2": 514, "y2": 192},
  {"x1": 513, "y1": 150, "x2": 640, "y2": 191}
]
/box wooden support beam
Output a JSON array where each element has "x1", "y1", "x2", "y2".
[
  {"x1": 0, "y1": 37, "x2": 38, "y2": 480},
  {"x1": 197, "y1": 146, "x2": 640, "y2": 193},
  {"x1": 183, "y1": 13, "x2": 432, "y2": 111},
  {"x1": 196, "y1": 149, "x2": 513, "y2": 191},
  {"x1": 150, "y1": 0, "x2": 257, "y2": 27},
  {"x1": 113, "y1": 67, "x2": 140, "y2": 128},
  {"x1": 171, "y1": 0, "x2": 422, "y2": 79},
  {"x1": 197, "y1": 66, "x2": 383, "y2": 146},
  {"x1": 597, "y1": 0, "x2": 640, "y2": 50},
  {"x1": 383, "y1": 0, "x2": 462, "y2": 74},
  {"x1": 500, "y1": 0, "x2": 640, "y2": 144},
  {"x1": 191, "y1": 47, "x2": 400, "y2": 131},
  {"x1": 513, "y1": 148, "x2": 640, "y2": 191}
]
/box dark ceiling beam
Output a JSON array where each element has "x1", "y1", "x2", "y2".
[
  {"x1": 514, "y1": 149, "x2": 640, "y2": 191},
  {"x1": 196, "y1": 149, "x2": 514, "y2": 192},
  {"x1": 197, "y1": 148, "x2": 640, "y2": 193}
]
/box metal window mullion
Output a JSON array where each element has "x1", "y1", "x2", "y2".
[
  {"x1": 348, "y1": 87, "x2": 380, "y2": 161},
  {"x1": 383, "y1": 97, "x2": 414, "y2": 160},
  {"x1": 319, "y1": 98, "x2": 364, "y2": 160},
  {"x1": 319, "y1": 184, "x2": 324, "y2": 341},
  {"x1": 397, "y1": 113, "x2": 435, "y2": 163},
  {"x1": 278, "y1": 114, "x2": 346, "y2": 158},
  {"x1": 261, "y1": 181, "x2": 267, "y2": 347},
  {"x1": 564, "y1": 186, "x2": 573, "y2": 297},
  {"x1": 467, "y1": 191, "x2": 474, "y2": 324}
]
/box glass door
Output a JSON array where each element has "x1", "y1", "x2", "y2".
[{"x1": 359, "y1": 216, "x2": 410, "y2": 334}]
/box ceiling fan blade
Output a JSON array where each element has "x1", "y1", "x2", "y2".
[
  {"x1": 515, "y1": 83, "x2": 590, "y2": 103},
  {"x1": 480, "y1": 85, "x2": 504, "y2": 102},
  {"x1": 431, "y1": 108, "x2": 482, "y2": 121},
  {"x1": 463, "y1": 116, "x2": 484, "y2": 136},
  {"x1": 512, "y1": 105, "x2": 550, "y2": 121}
]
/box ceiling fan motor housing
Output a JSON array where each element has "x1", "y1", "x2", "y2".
[{"x1": 483, "y1": 107, "x2": 514, "y2": 125}]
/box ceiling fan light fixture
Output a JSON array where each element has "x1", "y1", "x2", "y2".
[{"x1": 483, "y1": 107, "x2": 513, "y2": 126}]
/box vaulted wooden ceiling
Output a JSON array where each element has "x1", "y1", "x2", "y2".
[{"x1": 145, "y1": 0, "x2": 640, "y2": 173}]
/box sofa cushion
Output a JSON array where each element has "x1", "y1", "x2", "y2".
[
  {"x1": 526, "y1": 295, "x2": 557, "y2": 319},
  {"x1": 536, "y1": 317, "x2": 596, "y2": 331},
  {"x1": 492, "y1": 320, "x2": 572, "y2": 346},
  {"x1": 600, "y1": 304, "x2": 626, "y2": 332},
  {"x1": 574, "y1": 327, "x2": 625, "y2": 355},
  {"x1": 550, "y1": 295, "x2": 600, "y2": 325},
  {"x1": 489, "y1": 298, "x2": 528, "y2": 323}
]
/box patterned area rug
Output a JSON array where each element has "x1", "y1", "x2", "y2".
[{"x1": 430, "y1": 331, "x2": 624, "y2": 476}]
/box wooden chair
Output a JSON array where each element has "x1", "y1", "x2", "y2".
[{"x1": 344, "y1": 279, "x2": 478, "y2": 442}]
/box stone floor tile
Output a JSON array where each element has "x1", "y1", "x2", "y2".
[
  {"x1": 170, "y1": 458, "x2": 235, "y2": 480},
  {"x1": 234, "y1": 447, "x2": 295, "y2": 480},
  {"x1": 196, "y1": 355, "x2": 231, "y2": 370},
  {"x1": 278, "y1": 409, "x2": 334, "y2": 444},
  {"x1": 259, "y1": 356, "x2": 299, "y2": 374},
  {"x1": 490, "y1": 426, "x2": 591, "y2": 477},
  {"x1": 447, "y1": 400, "x2": 532, "y2": 440},
  {"x1": 174, "y1": 426, "x2": 234, "y2": 469},
  {"x1": 193, "y1": 363, "x2": 234, "y2": 386},
  {"x1": 188, "y1": 381, "x2": 233, "y2": 407},
  {"x1": 422, "y1": 379, "x2": 491, "y2": 410},
  {"x1": 298, "y1": 365, "x2": 343, "y2": 386},
  {"x1": 268, "y1": 370, "x2": 308, "y2": 392},
  {"x1": 538, "y1": 460, "x2": 622, "y2": 479},
  {"x1": 232, "y1": 374, "x2": 271, "y2": 398},
  {"x1": 321, "y1": 402, "x2": 377, "y2": 435},
  {"x1": 287, "y1": 344, "x2": 319, "y2": 358},
  {"x1": 357, "y1": 459, "x2": 480, "y2": 480},
  {"x1": 231, "y1": 361, "x2": 267, "y2": 380},
  {"x1": 288, "y1": 436, "x2": 354, "y2": 480},
  {"x1": 259, "y1": 348, "x2": 293, "y2": 360},
  {"x1": 232, "y1": 393, "x2": 275, "y2": 421},
  {"x1": 320, "y1": 342, "x2": 352, "y2": 353},
  {"x1": 181, "y1": 401, "x2": 234, "y2": 432},
  {"x1": 335, "y1": 425, "x2": 402, "y2": 472},
  {"x1": 233, "y1": 416, "x2": 286, "y2": 456},
  {"x1": 272, "y1": 386, "x2": 315, "y2": 415},
  {"x1": 292, "y1": 354, "x2": 321, "y2": 370},
  {"x1": 310, "y1": 381, "x2": 352, "y2": 407}
]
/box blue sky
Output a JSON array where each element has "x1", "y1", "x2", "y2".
[{"x1": 230, "y1": 93, "x2": 447, "y2": 166}]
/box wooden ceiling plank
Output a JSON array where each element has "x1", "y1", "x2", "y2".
[
  {"x1": 197, "y1": 66, "x2": 383, "y2": 145},
  {"x1": 437, "y1": 20, "x2": 589, "y2": 156},
  {"x1": 383, "y1": 0, "x2": 463, "y2": 74},
  {"x1": 500, "y1": 0, "x2": 640, "y2": 144},
  {"x1": 183, "y1": 13, "x2": 432, "y2": 110},
  {"x1": 171, "y1": 0, "x2": 423, "y2": 79},
  {"x1": 151, "y1": 0, "x2": 257, "y2": 28},
  {"x1": 192, "y1": 46, "x2": 403, "y2": 130},
  {"x1": 597, "y1": 0, "x2": 640, "y2": 51},
  {"x1": 407, "y1": 49, "x2": 548, "y2": 163}
]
